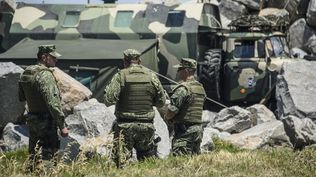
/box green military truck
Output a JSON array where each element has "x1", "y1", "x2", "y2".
[
  {"x1": 0, "y1": 2, "x2": 295, "y2": 111},
  {"x1": 0, "y1": 0, "x2": 15, "y2": 53},
  {"x1": 198, "y1": 15, "x2": 293, "y2": 110},
  {"x1": 0, "y1": 1, "x2": 222, "y2": 102}
]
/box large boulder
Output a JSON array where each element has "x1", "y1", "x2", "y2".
[
  {"x1": 219, "y1": 0, "x2": 248, "y2": 28},
  {"x1": 201, "y1": 127, "x2": 231, "y2": 153},
  {"x1": 202, "y1": 110, "x2": 217, "y2": 126},
  {"x1": 51, "y1": 67, "x2": 92, "y2": 115},
  {"x1": 153, "y1": 107, "x2": 171, "y2": 158},
  {"x1": 307, "y1": 0, "x2": 316, "y2": 28},
  {"x1": 276, "y1": 60, "x2": 316, "y2": 120},
  {"x1": 108, "y1": 105, "x2": 171, "y2": 158},
  {"x1": 234, "y1": 0, "x2": 260, "y2": 10},
  {"x1": 246, "y1": 104, "x2": 276, "y2": 125},
  {"x1": 288, "y1": 18, "x2": 316, "y2": 51},
  {"x1": 0, "y1": 62, "x2": 25, "y2": 128},
  {"x1": 282, "y1": 115, "x2": 316, "y2": 149},
  {"x1": 305, "y1": 34, "x2": 316, "y2": 55},
  {"x1": 2, "y1": 123, "x2": 29, "y2": 151},
  {"x1": 223, "y1": 120, "x2": 292, "y2": 149},
  {"x1": 212, "y1": 106, "x2": 253, "y2": 133},
  {"x1": 261, "y1": 0, "x2": 305, "y2": 21},
  {"x1": 60, "y1": 99, "x2": 116, "y2": 160},
  {"x1": 290, "y1": 47, "x2": 308, "y2": 58}
]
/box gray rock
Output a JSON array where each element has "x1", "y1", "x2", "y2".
[
  {"x1": 288, "y1": 18, "x2": 316, "y2": 51},
  {"x1": 290, "y1": 47, "x2": 308, "y2": 58},
  {"x1": 234, "y1": 0, "x2": 260, "y2": 10},
  {"x1": 298, "y1": 0, "x2": 311, "y2": 16},
  {"x1": 0, "y1": 62, "x2": 25, "y2": 128},
  {"x1": 305, "y1": 35, "x2": 316, "y2": 55},
  {"x1": 246, "y1": 104, "x2": 276, "y2": 125},
  {"x1": 307, "y1": 0, "x2": 316, "y2": 28},
  {"x1": 282, "y1": 115, "x2": 316, "y2": 149},
  {"x1": 51, "y1": 67, "x2": 92, "y2": 115},
  {"x1": 2, "y1": 123, "x2": 29, "y2": 151},
  {"x1": 92, "y1": 105, "x2": 171, "y2": 159},
  {"x1": 212, "y1": 106, "x2": 252, "y2": 133},
  {"x1": 262, "y1": 0, "x2": 304, "y2": 21},
  {"x1": 201, "y1": 127, "x2": 231, "y2": 153},
  {"x1": 276, "y1": 60, "x2": 316, "y2": 120},
  {"x1": 219, "y1": 0, "x2": 248, "y2": 28},
  {"x1": 153, "y1": 107, "x2": 171, "y2": 158},
  {"x1": 202, "y1": 110, "x2": 217, "y2": 126},
  {"x1": 60, "y1": 99, "x2": 116, "y2": 160},
  {"x1": 223, "y1": 120, "x2": 292, "y2": 149}
]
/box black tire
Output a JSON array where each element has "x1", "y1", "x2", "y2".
[{"x1": 198, "y1": 49, "x2": 222, "y2": 101}]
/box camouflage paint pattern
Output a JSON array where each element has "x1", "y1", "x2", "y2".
[
  {"x1": 222, "y1": 31, "x2": 292, "y2": 103},
  {"x1": 0, "y1": 0, "x2": 15, "y2": 52},
  {"x1": 5, "y1": 1, "x2": 221, "y2": 80}
]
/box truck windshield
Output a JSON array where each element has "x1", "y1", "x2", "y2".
[{"x1": 234, "y1": 40, "x2": 255, "y2": 58}]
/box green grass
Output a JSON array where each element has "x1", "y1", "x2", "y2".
[{"x1": 0, "y1": 140, "x2": 315, "y2": 177}]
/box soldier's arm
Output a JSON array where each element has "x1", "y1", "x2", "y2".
[
  {"x1": 36, "y1": 70, "x2": 66, "y2": 130},
  {"x1": 164, "y1": 86, "x2": 189, "y2": 120},
  {"x1": 152, "y1": 73, "x2": 166, "y2": 108},
  {"x1": 104, "y1": 72, "x2": 121, "y2": 107}
]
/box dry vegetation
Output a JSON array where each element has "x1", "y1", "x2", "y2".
[{"x1": 0, "y1": 139, "x2": 315, "y2": 177}]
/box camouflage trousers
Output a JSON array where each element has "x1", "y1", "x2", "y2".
[
  {"x1": 26, "y1": 113, "x2": 59, "y2": 171},
  {"x1": 172, "y1": 123, "x2": 203, "y2": 156},
  {"x1": 112, "y1": 121, "x2": 157, "y2": 168}
]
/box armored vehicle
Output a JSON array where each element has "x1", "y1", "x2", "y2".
[
  {"x1": 0, "y1": 1, "x2": 221, "y2": 101},
  {"x1": 198, "y1": 15, "x2": 293, "y2": 110},
  {"x1": 0, "y1": 0, "x2": 15, "y2": 53}
]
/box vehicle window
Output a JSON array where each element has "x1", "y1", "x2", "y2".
[
  {"x1": 234, "y1": 40, "x2": 255, "y2": 58},
  {"x1": 258, "y1": 40, "x2": 265, "y2": 58},
  {"x1": 114, "y1": 11, "x2": 133, "y2": 27},
  {"x1": 63, "y1": 11, "x2": 81, "y2": 27},
  {"x1": 165, "y1": 10, "x2": 185, "y2": 27}
]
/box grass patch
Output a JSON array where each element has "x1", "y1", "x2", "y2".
[
  {"x1": 213, "y1": 138, "x2": 243, "y2": 153},
  {"x1": 0, "y1": 143, "x2": 315, "y2": 177}
]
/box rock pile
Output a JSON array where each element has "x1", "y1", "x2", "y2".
[
  {"x1": 0, "y1": 62, "x2": 25, "y2": 129},
  {"x1": 219, "y1": 0, "x2": 316, "y2": 56}
]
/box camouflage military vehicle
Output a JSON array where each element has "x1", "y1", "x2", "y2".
[
  {"x1": 0, "y1": 1, "x2": 221, "y2": 101},
  {"x1": 198, "y1": 15, "x2": 293, "y2": 110},
  {"x1": 0, "y1": 0, "x2": 15, "y2": 53}
]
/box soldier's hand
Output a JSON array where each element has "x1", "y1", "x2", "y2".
[{"x1": 60, "y1": 127, "x2": 69, "y2": 137}]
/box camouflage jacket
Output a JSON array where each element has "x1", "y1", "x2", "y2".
[
  {"x1": 168, "y1": 77, "x2": 195, "y2": 114},
  {"x1": 104, "y1": 64, "x2": 166, "y2": 119},
  {"x1": 19, "y1": 64, "x2": 66, "y2": 129}
]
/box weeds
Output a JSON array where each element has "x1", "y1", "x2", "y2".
[{"x1": 0, "y1": 139, "x2": 315, "y2": 177}]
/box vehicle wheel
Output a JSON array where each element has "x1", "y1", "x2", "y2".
[{"x1": 198, "y1": 49, "x2": 223, "y2": 101}]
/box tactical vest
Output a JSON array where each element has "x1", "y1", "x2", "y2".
[
  {"x1": 116, "y1": 65, "x2": 155, "y2": 120},
  {"x1": 19, "y1": 65, "x2": 52, "y2": 113},
  {"x1": 173, "y1": 80, "x2": 206, "y2": 124}
]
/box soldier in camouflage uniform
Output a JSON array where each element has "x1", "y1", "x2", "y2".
[
  {"x1": 104, "y1": 49, "x2": 166, "y2": 168},
  {"x1": 164, "y1": 58, "x2": 206, "y2": 156},
  {"x1": 18, "y1": 45, "x2": 69, "y2": 170}
]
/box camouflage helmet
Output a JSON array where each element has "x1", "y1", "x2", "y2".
[
  {"x1": 123, "y1": 49, "x2": 141, "y2": 61},
  {"x1": 173, "y1": 58, "x2": 197, "y2": 69},
  {"x1": 38, "y1": 45, "x2": 62, "y2": 58}
]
